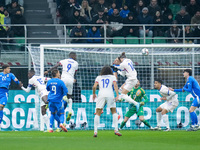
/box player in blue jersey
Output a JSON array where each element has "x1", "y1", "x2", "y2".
[
  {"x1": 169, "y1": 69, "x2": 200, "y2": 131},
  {"x1": 46, "y1": 69, "x2": 68, "y2": 132},
  {"x1": 0, "y1": 64, "x2": 20, "y2": 130}
]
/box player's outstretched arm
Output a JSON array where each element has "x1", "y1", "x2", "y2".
[
  {"x1": 44, "y1": 63, "x2": 60, "y2": 75},
  {"x1": 20, "y1": 83, "x2": 32, "y2": 93}
]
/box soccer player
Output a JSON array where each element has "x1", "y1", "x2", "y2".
[
  {"x1": 93, "y1": 66, "x2": 120, "y2": 137},
  {"x1": 112, "y1": 52, "x2": 142, "y2": 111},
  {"x1": 44, "y1": 52, "x2": 78, "y2": 121},
  {"x1": 19, "y1": 70, "x2": 50, "y2": 130},
  {"x1": 119, "y1": 80, "x2": 153, "y2": 130},
  {"x1": 0, "y1": 64, "x2": 20, "y2": 130},
  {"x1": 46, "y1": 69, "x2": 68, "y2": 132},
  {"x1": 154, "y1": 79, "x2": 179, "y2": 131},
  {"x1": 169, "y1": 69, "x2": 200, "y2": 131}
]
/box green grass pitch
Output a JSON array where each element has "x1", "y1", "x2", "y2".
[{"x1": 0, "y1": 130, "x2": 200, "y2": 150}]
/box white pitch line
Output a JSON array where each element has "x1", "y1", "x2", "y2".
[{"x1": 0, "y1": 136, "x2": 65, "y2": 139}]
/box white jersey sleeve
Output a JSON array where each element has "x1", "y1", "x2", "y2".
[
  {"x1": 159, "y1": 85, "x2": 178, "y2": 105},
  {"x1": 118, "y1": 59, "x2": 137, "y2": 80},
  {"x1": 60, "y1": 59, "x2": 78, "y2": 79},
  {"x1": 28, "y1": 76, "x2": 47, "y2": 95},
  {"x1": 95, "y1": 75, "x2": 117, "y2": 98}
]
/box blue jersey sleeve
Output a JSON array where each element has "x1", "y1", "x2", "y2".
[
  {"x1": 11, "y1": 73, "x2": 19, "y2": 84},
  {"x1": 183, "y1": 77, "x2": 192, "y2": 93},
  {"x1": 174, "y1": 89, "x2": 183, "y2": 92}
]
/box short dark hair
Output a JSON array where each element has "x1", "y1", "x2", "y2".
[
  {"x1": 2, "y1": 64, "x2": 10, "y2": 70},
  {"x1": 28, "y1": 70, "x2": 35, "y2": 74},
  {"x1": 69, "y1": 52, "x2": 76, "y2": 58},
  {"x1": 51, "y1": 69, "x2": 59, "y2": 77},
  {"x1": 183, "y1": 69, "x2": 192, "y2": 76},
  {"x1": 100, "y1": 66, "x2": 113, "y2": 76},
  {"x1": 155, "y1": 78, "x2": 163, "y2": 84}
]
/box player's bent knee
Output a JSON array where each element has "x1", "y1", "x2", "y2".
[{"x1": 156, "y1": 107, "x2": 162, "y2": 112}]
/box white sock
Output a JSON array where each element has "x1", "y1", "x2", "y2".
[
  {"x1": 120, "y1": 94, "x2": 138, "y2": 106},
  {"x1": 162, "y1": 114, "x2": 170, "y2": 128},
  {"x1": 156, "y1": 112, "x2": 162, "y2": 127},
  {"x1": 68, "y1": 98, "x2": 73, "y2": 113},
  {"x1": 113, "y1": 113, "x2": 118, "y2": 131},
  {"x1": 94, "y1": 115, "x2": 100, "y2": 133},
  {"x1": 43, "y1": 114, "x2": 49, "y2": 130}
]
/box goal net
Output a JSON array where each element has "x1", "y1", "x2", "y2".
[{"x1": 28, "y1": 44, "x2": 200, "y2": 131}]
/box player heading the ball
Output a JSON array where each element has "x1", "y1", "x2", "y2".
[{"x1": 112, "y1": 52, "x2": 143, "y2": 111}]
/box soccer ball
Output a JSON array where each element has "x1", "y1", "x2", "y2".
[{"x1": 142, "y1": 48, "x2": 149, "y2": 56}]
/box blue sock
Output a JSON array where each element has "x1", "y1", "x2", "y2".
[
  {"x1": 59, "y1": 114, "x2": 64, "y2": 124},
  {"x1": 190, "y1": 112, "x2": 198, "y2": 126},
  {"x1": 50, "y1": 114, "x2": 55, "y2": 128},
  {"x1": 54, "y1": 114, "x2": 60, "y2": 126},
  {"x1": 0, "y1": 110, "x2": 3, "y2": 124},
  {"x1": 63, "y1": 101, "x2": 68, "y2": 110}
]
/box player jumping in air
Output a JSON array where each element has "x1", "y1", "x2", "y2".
[
  {"x1": 0, "y1": 64, "x2": 21, "y2": 131},
  {"x1": 119, "y1": 80, "x2": 153, "y2": 130},
  {"x1": 46, "y1": 69, "x2": 68, "y2": 132},
  {"x1": 112, "y1": 52, "x2": 143, "y2": 111},
  {"x1": 92, "y1": 66, "x2": 120, "y2": 137},
  {"x1": 19, "y1": 70, "x2": 50, "y2": 131},
  {"x1": 169, "y1": 69, "x2": 200, "y2": 131},
  {"x1": 154, "y1": 79, "x2": 179, "y2": 131},
  {"x1": 44, "y1": 52, "x2": 78, "y2": 121}
]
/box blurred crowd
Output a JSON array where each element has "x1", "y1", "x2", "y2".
[
  {"x1": 0, "y1": 0, "x2": 25, "y2": 44},
  {"x1": 55, "y1": 0, "x2": 200, "y2": 44}
]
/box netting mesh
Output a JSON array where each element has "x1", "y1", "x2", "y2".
[{"x1": 27, "y1": 45, "x2": 200, "y2": 130}]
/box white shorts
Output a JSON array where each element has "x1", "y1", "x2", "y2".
[
  {"x1": 96, "y1": 97, "x2": 116, "y2": 109},
  {"x1": 160, "y1": 101, "x2": 178, "y2": 113},
  {"x1": 61, "y1": 77, "x2": 74, "y2": 95},
  {"x1": 123, "y1": 79, "x2": 138, "y2": 92},
  {"x1": 39, "y1": 90, "x2": 49, "y2": 107}
]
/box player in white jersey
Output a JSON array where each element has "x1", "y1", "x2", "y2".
[
  {"x1": 44, "y1": 52, "x2": 78, "y2": 121},
  {"x1": 112, "y1": 52, "x2": 142, "y2": 111},
  {"x1": 154, "y1": 79, "x2": 179, "y2": 131},
  {"x1": 92, "y1": 66, "x2": 121, "y2": 137},
  {"x1": 19, "y1": 70, "x2": 50, "y2": 130}
]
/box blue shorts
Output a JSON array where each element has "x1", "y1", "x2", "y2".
[
  {"x1": 49, "y1": 101, "x2": 63, "y2": 113},
  {"x1": 0, "y1": 88, "x2": 8, "y2": 106},
  {"x1": 191, "y1": 97, "x2": 200, "y2": 108}
]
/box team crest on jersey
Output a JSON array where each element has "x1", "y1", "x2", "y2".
[
  {"x1": 7, "y1": 74, "x2": 9, "y2": 77},
  {"x1": 136, "y1": 90, "x2": 141, "y2": 96}
]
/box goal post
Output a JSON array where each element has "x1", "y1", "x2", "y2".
[{"x1": 28, "y1": 44, "x2": 200, "y2": 130}]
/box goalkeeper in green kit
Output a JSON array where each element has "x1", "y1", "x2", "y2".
[{"x1": 119, "y1": 80, "x2": 153, "y2": 130}]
